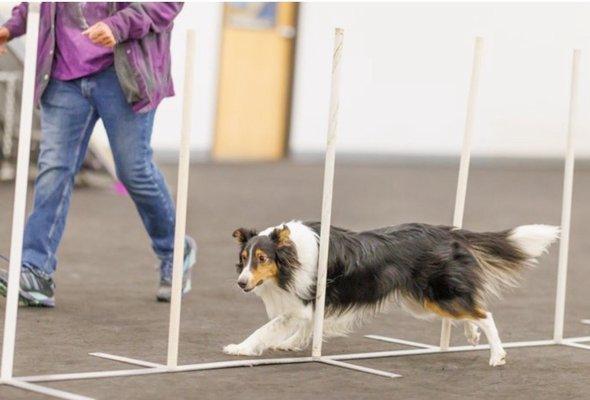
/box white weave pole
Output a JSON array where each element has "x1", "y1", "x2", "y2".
[
  {"x1": 553, "y1": 49, "x2": 581, "y2": 343},
  {"x1": 440, "y1": 37, "x2": 484, "y2": 350},
  {"x1": 166, "y1": 30, "x2": 196, "y2": 368},
  {"x1": 311, "y1": 28, "x2": 344, "y2": 359},
  {"x1": 0, "y1": 3, "x2": 40, "y2": 381}
]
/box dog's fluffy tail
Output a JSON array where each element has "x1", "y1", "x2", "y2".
[
  {"x1": 508, "y1": 225, "x2": 560, "y2": 259},
  {"x1": 463, "y1": 224, "x2": 559, "y2": 301}
]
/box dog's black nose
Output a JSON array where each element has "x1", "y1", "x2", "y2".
[{"x1": 238, "y1": 281, "x2": 247, "y2": 289}]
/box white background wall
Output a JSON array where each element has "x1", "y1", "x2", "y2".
[
  {"x1": 5, "y1": 3, "x2": 590, "y2": 158},
  {"x1": 291, "y1": 2, "x2": 590, "y2": 158}
]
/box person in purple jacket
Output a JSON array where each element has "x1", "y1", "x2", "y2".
[{"x1": 0, "y1": 3, "x2": 196, "y2": 307}]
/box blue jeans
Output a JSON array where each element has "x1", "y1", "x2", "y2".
[{"x1": 23, "y1": 67, "x2": 176, "y2": 276}]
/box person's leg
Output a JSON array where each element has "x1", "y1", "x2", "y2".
[
  {"x1": 22, "y1": 79, "x2": 98, "y2": 276},
  {"x1": 0, "y1": 79, "x2": 98, "y2": 306},
  {"x1": 90, "y1": 68, "x2": 176, "y2": 261},
  {"x1": 89, "y1": 67, "x2": 195, "y2": 301}
]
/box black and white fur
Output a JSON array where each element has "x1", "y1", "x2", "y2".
[{"x1": 224, "y1": 221, "x2": 558, "y2": 366}]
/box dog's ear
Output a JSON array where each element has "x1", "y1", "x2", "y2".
[
  {"x1": 271, "y1": 225, "x2": 291, "y2": 247},
  {"x1": 232, "y1": 228, "x2": 257, "y2": 245}
]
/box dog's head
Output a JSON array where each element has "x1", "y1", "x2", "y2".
[{"x1": 232, "y1": 225, "x2": 296, "y2": 292}]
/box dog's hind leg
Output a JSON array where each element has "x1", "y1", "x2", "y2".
[
  {"x1": 223, "y1": 315, "x2": 300, "y2": 356},
  {"x1": 463, "y1": 321, "x2": 480, "y2": 346},
  {"x1": 473, "y1": 312, "x2": 506, "y2": 366}
]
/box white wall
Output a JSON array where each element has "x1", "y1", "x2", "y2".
[
  {"x1": 291, "y1": 2, "x2": 590, "y2": 158},
  {"x1": 0, "y1": 4, "x2": 14, "y2": 14}
]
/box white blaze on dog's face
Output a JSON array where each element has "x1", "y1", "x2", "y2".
[{"x1": 232, "y1": 226, "x2": 291, "y2": 292}]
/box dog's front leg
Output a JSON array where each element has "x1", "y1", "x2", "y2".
[
  {"x1": 274, "y1": 320, "x2": 312, "y2": 351},
  {"x1": 223, "y1": 315, "x2": 297, "y2": 356}
]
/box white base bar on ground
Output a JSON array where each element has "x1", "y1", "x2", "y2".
[
  {"x1": 581, "y1": 320, "x2": 590, "y2": 325},
  {"x1": 566, "y1": 335, "x2": 590, "y2": 342},
  {"x1": 5, "y1": 379, "x2": 94, "y2": 400},
  {"x1": 89, "y1": 353, "x2": 165, "y2": 368},
  {"x1": 16, "y1": 357, "x2": 316, "y2": 383},
  {"x1": 91, "y1": 352, "x2": 403, "y2": 379},
  {"x1": 562, "y1": 341, "x2": 590, "y2": 350},
  {"x1": 18, "y1": 354, "x2": 401, "y2": 384},
  {"x1": 318, "y1": 358, "x2": 401, "y2": 378},
  {"x1": 562, "y1": 335, "x2": 590, "y2": 349},
  {"x1": 364, "y1": 335, "x2": 437, "y2": 349},
  {"x1": 328, "y1": 339, "x2": 557, "y2": 361}
]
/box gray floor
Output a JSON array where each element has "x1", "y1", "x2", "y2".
[{"x1": 0, "y1": 160, "x2": 589, "y2": 399}]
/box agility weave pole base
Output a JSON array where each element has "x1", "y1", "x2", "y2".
[
  {"x1": 1, "y1": 335, "x2": 585, "y2": 384},
  {"x1": 2, "y1": 337, "x2": 589, "y2": 399}
]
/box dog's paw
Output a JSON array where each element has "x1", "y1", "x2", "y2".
[
  {"x1": 273, "y1": 344, "x2": 302, "y2": 352},
  {"x1": 489, "y1": 350, "x2": 507, "y2": 367},
  {"x1": 465, "y1": 326, "x2": 481, "y2": 346},
  {"x1": 223, "y1": 344, "x2": 261, "y2": 356}
]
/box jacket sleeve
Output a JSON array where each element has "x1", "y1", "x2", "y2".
[
  {"x1": 1, "y1": 2, "x2": 28, "y2": 39},
  {"x1": 103, "y1": 3, "x2": 183, "y2": 43}
]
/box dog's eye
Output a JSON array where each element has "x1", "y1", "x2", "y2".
[{"x1": 258, "y1": 254, "x2": 267, "y2": 263}]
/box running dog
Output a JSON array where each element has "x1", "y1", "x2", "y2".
[{"x1": 224, "y1": 221, "x2": 558, "y2": 366}]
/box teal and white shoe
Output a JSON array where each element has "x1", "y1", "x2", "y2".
[
  {"x1": 157, "y1": 236, "x2": 197, "y2": 302},
  {"x1": 0, "y1": 266, "x2": 55, "y2": 307}
]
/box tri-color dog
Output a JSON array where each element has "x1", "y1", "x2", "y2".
[{"x1": 224, "y1": 221, "x2": 558, "y2": 366}]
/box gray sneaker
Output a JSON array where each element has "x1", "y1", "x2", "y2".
[
  {"x1": 0, "y1": 266, "x2": 56, "y2": 307},
  {"x1": 157, "y1": 236, "x2": 197, "y2": 302}
]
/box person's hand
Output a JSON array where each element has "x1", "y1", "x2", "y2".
[
  {"x1": 82, "y1": 22, "x2": 116, "y2": 48},
  {"x1": 0, "y1": 27, "x2": 10, "y2": 56}
]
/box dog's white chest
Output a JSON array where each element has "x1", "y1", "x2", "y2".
[{"x1": 255, "y1": 284, "x2": 311, "y2": 320}]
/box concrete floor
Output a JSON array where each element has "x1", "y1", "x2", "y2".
[{"x1": 0, "y1": 161, "x2": 589, "y2": 399}]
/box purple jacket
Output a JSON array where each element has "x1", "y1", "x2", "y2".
[{"x1": 2, "y1": 2, "x2": 183, "y2": 113}]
